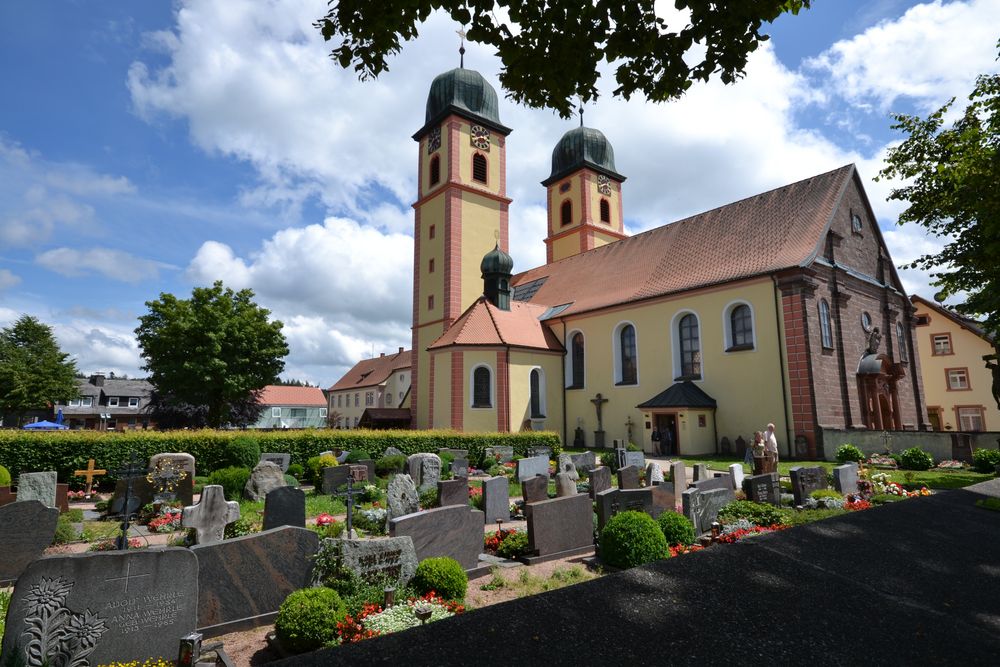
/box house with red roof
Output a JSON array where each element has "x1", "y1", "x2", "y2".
[
  {"x1": 250, "y1": 385, "x2": 329, "y2": 429},
  {"x1": 326, "y1": 348, "x2": 411, "y2": 429}
]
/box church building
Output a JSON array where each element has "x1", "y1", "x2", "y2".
[{"x1": 407, "y1": 66, "x2": 928, "y2": 460}]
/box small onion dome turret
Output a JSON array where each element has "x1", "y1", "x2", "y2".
[
  {"x1": 413, "y1": 68, "x2": 512, "y2": 140},
  {"x1": 481, "y1": 243, "x2": 514, "y2": 277},
  {"x1": 542, "y1": 126, "x2": 626, "y2": 186}
]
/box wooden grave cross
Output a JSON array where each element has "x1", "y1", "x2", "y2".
[
  {"x1": 334, "y1": 466, "x2": 368, "y2": 538},
  {"x1": 74, "y1": 458, "x2": 107, "y2": 498}
]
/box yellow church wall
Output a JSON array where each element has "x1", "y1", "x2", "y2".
[
  {"x1": 456, "y1": 121, "x2": 501, "y2": 195},
  {"x1": 418, "y1": 195, "x2": 445, "y2": 321},
  {"x1": 430, "y1": 350, "x2": 453, "y2": 429},
  {"x1": 547, "y1": 175, "x2": 582, "y2": 234},
  {"x1": 460, "y1": 195, "x2": 504, "y2": 313},
  {"x1": 558, "y1": 278, "x2": 788, "y2": 455},
  {"x1": 582, "y1": 170, "x2": 621, "y2": 233},
  {"x1": 462, "y1": 349, "x2": 500, "y2": 432},
  {"x1": 413, "y1": 324, "x2": 443, "y2": 429},
  {"x1": 508, "y1": 351, "x2": 564, "y2": 433},
  {"x1": 551, "y1": 235, "x2": 579, "y2": 263},
  {"x1": 421, "y1": 122, "x2": 450, "y2": 197},
  {"x1": 592, "y1": 230, "x2": 620, "y2": 248}
]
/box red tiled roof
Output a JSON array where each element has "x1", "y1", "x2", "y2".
[
  {"x1": 259, "y1": 385, "x2": 327, "y2": 406},
  {"x1": 429, "y1": 298, "x2": 565, "y2": 351},
  {"x1": 512, "y1": 164, "x2": 855, "y2": 316},
  {"x1": 327, "y1": 349, "x2": 412, "y2": 391}
]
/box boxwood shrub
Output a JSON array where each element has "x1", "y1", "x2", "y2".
[
  {"x1": 835, "y1": 444, "x2": 865, "y2": 464},
  {"x1": 411, "y1": 557, "x2": 467, "y2": 601},
  {"x1": 898, "y1": 447, "x2": 934, "y2": 471},
  {"x1": 600, "y1": 511, "x2": 668, "y2": 569},
  {"x1": 207, "y1": 466, "x2": 251, "y2": 501},
  {"x1": 716, "y1": 500, "x2": 784, "y2": 528},
  {"x1": 656, "y1": 511, "x2": 695, "y2": 547},
  {"x1": 972, "y1": 448, "x2": 1000, "y2": 474},
  {"x1": 274, "y1": 588, "x2": 346, "y2": 654}
]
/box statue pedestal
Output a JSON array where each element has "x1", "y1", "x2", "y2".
[{"x1": 593, "y1": 430, "x2": 606, "y2": 448}]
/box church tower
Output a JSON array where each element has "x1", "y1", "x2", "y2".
[
  {"x1": 410, "y1": 67, "x2": 512, "y2": 428},
  {"x1": 541, "y1": 126, "x2": 627, "y2": 263}
]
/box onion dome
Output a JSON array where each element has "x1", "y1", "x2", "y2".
[
  {"x1": 542, "y1": 126, "x2": 626, "y2": 186},
  {"x1": 414, "y1": 68, "x2": 511, "y2": 140},
  {"x1": 480, "y1": 243, "x2": 514, "y2": 277}
]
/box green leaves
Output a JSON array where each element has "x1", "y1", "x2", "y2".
[{"x1": 0, "y1": 315, "x2": 79, "y2": 424}]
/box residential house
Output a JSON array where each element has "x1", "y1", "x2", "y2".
[
  {"x1": 327, "y1": 348, "x2": 412, "y2": 428},
  {"x1": 55, "y1": 374, "x2": 155, "y2": 430},
  {"x1": 250, "y1": 385, "x2": 329, "y2": 429}
]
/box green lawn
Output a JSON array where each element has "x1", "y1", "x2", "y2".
[{"x1": 238, "y1": 490, "x2": 346, "y2": 519}]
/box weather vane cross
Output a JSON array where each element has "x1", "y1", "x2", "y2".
[{"x1": 457, "y1": 27, "x2": 467, "y2": 68}]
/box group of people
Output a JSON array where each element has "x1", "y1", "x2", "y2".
[{"x1": 744, "y1": 423, "x2": 780, "y2": 465}]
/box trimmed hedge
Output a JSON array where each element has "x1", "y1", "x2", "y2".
[{"x1": 0, "y1": 429, "x2": 561, "y2": 482}]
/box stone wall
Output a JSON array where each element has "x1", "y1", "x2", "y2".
[{"x1": 820, "y1": 428, "x2": 1000, "y2": 462}]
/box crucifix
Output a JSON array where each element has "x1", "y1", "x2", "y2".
[
  {"x1": 591, "y1": 393, "x2": 608, "y2": 431},
  {"x1": 625, "y1": 415, "x2": 634, "y2": 443},
  {"x1": 113, "y1": 452, "x2": 147, "y2": 551},
  {"x1": 105, "y1": 560, "x2": 151, "y2": 593},
  {"x1": 74, "y1": 458, "x2": 107, "y2": 498},
  {"x1": 456, "y1": 27, "x2": 467, "y2": 68},
  {"x1": 335, "y1": 466, "x2": 368, "y2": 539}
]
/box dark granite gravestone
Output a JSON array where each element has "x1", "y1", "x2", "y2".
[
  {"x1": 263, "y1": 486, "x2": 306, "y2": 531},
  {"x1": 833, "y1": 463, "x2": 860, "y2": 494},
  {"x1": 322, "y1": 465, "x2": 350, "y2": 495},
  {"x1": 55, "y1": 483, "x2": 69, "y2": 512},
  {"x1": 516, "y1": 455, "x2": 549, "y2": 482},
  {"x1": 790, "y1": 466, "x2": 829, "y2": 505},
  {"x1": 451, "y1": 458, "x2": 469, "y2": 479},
  {"x1": 669, "y1": 461, "x2": 687, "y2": 487},
  {"x1": 259, "y1": 452, "x2": 291, "y2": 472},
  {"x1": 650, "y1": 482, "x2": 677, "y2": 516},
  {"x1": 148, "y1": 452, "x2": 196, "y2": 506},
  {"x1": 521, "y1": 474, "x2": 549, "y2": 504},
  {"x1": 557, "y1": 454, "x2": 579, "y2": 481},
  {"x1": 526, "y1": 494, "x2": 594, "y2": 560},
  {"x1": 243, "y1": 460, "x2": 287, "y2": 501},
  {"x1": 1, "y1": 548, "x2": 198, "y2": 665},
  {"x1": 570, "y1": 451, "x2": 597, "y2": 472},
  {"x1": 358, "y1": 459, "x2": 377, "y2": 483},
  {"x1": 324, "y1": 536, "x2": 419, "y2": 586},
  {"x1": 438, "y1": 479, "x2": 468, "y2": 507},
  {"x1": 692, "y1": 464, "x2": 709, "y2": 482},
  {"x1": 595, "y1": 489, "x2": 619, "y2": 533},
  {"x1": 16, "y1": 471, "x2": 57, "y2": 508},
  {"x1": 482, "y1": 475, "x2": 509, "y2": 523},
  {"x1": 389, "y1": 506, "x2": 485, "y2": 571},
  {"x1": 589, "y1": 466, "x2": 612, "y2": 499},
  {"x1": 720, "y1": 436, "x2": 732, "y2": 455},
  {"x1": 387, "y1": 474, "x2": 420, "y2": 521},
  {"x1": 109, "y1": 476, "x2": 153, "y2": 517},
  {"x1": 617, "y1": 465, "x2": 640, "y2": 490},
  {"x1": 0, "y1": 500, "x2": 58, "y2": 584},
  {"x1": 623, "y1": 451, "x2": 645, "y2": 470},
  {"x1": 743, "y1": 473, "x2": 782, "y2": 506},
  {"x1": 693, "y1": 473, "x2": 733, "y2": 493},
  {"x1": 595, "y1": 488, "x2": 654, "y2": 532},
  {"x1": 485, "y1": 446, "x2": 515, "y2": 463},
  {"x1": 682, "y1": 487, "x2": 736, "y2": 534},
  {"x1": 192, "y1": 526, "x2": 318, "y2": 636}
]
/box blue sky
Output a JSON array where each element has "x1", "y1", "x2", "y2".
[{"x1": 1, "y1": 0, "x2": 998, "y2": 386}]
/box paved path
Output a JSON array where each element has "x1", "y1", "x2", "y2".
[{"x1": 277, "y1": 479, "x2": 1000, "y2": 666}]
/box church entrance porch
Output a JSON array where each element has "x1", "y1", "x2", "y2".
[
  {"x1": 637, "y1": 381, "x2": 717, "y2": 457},
  {"x1": 857, "y1": 353, "x2": 905, "y2": 431},
  {"x1": 653, "y1": 414, "x2": 678, "y2": 456}
]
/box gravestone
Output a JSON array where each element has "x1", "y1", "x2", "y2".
[
  {"x1": 833, "y1": 462, "x2": 860, "y2": 494},
  {"x1": 263, "y1": 486, "x2": 306, "y2": 531},
  {"x1": 595, "y1": 489, "x2": 619, "y2": 532},
  {"x1": 389, "y1": 505, "x2": 485, "y2": 570},
  {"x1": 650, "y1": 483, "x2": 677, "y2": 515},
  {"x1": 617, "y1": 465, "x2": 640, "y2": 490},
  {"x1": 55, "y1": 483, "x2": 69, "y2": 512},
  {"x1": 692, "y1": 463, "x2": 709, "y2": 482},
  {"x1": 192, "y1": 526, "x2": 318, "y2": 636},
  {"x1": 148, "y1": 452, "x2": 196, "y2": 506},
  {"x1": 0, "y1": 500, "x2": 59, "y2": 583},
  {"x1": 646, "y1": 462, "x2": 664, "y2": 485},
  {"x1": 358, "y1": 459, "x2": 377, "y2": 482},
  {"x1": 596, "y1": 488, "x2": 654, "y2": 532},
  {"x1": 1, "y1": 548, "x2": 198, "y2": 665},
  {"x1": 322, "y1": 465, "x2": 349, "y2": 495},
  {"x1": 743, "y1": 472, "x2": 782, "y2": 506},
  {"x1": 326, "y1": 536, "x2": 419, "y2": 586},
  {"x1": 481, "y1": 476, "x2": 509, "y2": 523},
  {"x1": 387, "y1": 474, "x2": 420, "y2": 521},
  {"x1": 588, "y1": 466, "x2": 612, "y2": 499},
  {"x1": 182, "y1": 484, "x2": 240, "y2": 545},
  {"x1": 623, "y1": 451, "x2": 645, "y2": 470},
  {"x1": 451, "y1": 457, "x2": 469, "y2": 479},
  {"x1": 516, "y1": 455, "x2": 549, "y2": 482},
  {"x1": 728, "y1": 463, "x2": 745, "y2": 491},
  {"x1": 384, "y1": 446, "x2": 404, "y2": 457},
  {"x1": 259, "y1": 452, "x2": 291, "y2": 472},
  {"x1": 682, "y1": 486, "x2": 736, "y2": 535},
  {"x1": 244, "y1": 460, "x2": 287, "y2": 501},
  {"x1": 693, "y1": 473, "x2": 733, "y2": 493},
  {"x1": 554, "y1": 472, "x2": 577, "y2": 497},
  {"x1": 735, "y1": 435, "x2": 747, "y2": 457},
  {"x1": 521, "y1": 474, "x2": 549, "y2": 504},
  {"x1": 526, "y1": 493, "x2": 593, "y2": 558},
  {"x1": 109, "y1": 477, "x2": 153, "y2": 517},
  {"x1": 720, "y1": 436, "x2": 732, "y2": 455},
  {"x1": 438, "y1": 448, "x2": 468, "y2": 459},
  {"x1": 557, "y1": 454, "x2": 579, "y2": 481},
  {"x1": 790, "y1": 466, "x2": 828, "y2": 505},
  {"x1": 16, "y1": 471, "x2": 57, "y2": 508},
  {"x1": 570, "y1": 451, "x2": 597, "y2": 472},
  {"x1": 528, "y1": 446, "x2": 552, "y2": 458},
  {"x1": 438, "y1": 478, "x2": 468, "y2": 507},
  {"x1": 670, "y1": 461, "x2": 687, "y2": 488},
  {"x1": 407, "y1": 453, "x2": 442, "y2": 491},
  {"x1": 484, "y1": 446, "x2": 515, "y2": 463}
]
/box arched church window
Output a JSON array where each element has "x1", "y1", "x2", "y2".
[
  {"x1": 569, "y1": 332, "x2": 585, "y2": 388},
  {"x1": 561, "y1": 200, "x2": 572, "y2": 226},
  {"x1": 472, "y1": 366, "x2": 492, "y2": 408},
  {"x1": 819, "y1": 300, "x2": 833, "y2": 349},
  {"x1": 679, "y1": 314, "x2": 701, "y2": 379},
  {"x1": 618, "y1": 324, "x2": 637, "y2": 385},
  {"x1": 472, "y1": 153, "x2": 488, "y2": 183},
  {"x1": 896, "y1": 322, "x2": 908, "y2": 362},
  {"x1": 429, "y1": 155, "x2": 440, "y2": 186},
  {"x1": 530, "y1": 368, "x2": 546, "y2": 418},
  {"x1": 600, "y1": 198, "x2": 611, "y2": 223},
  {"x1": 730, "y1": 304, "x2": 753, "y2": 348}
]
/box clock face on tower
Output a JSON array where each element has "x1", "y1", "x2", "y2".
[
  {"x1": 427, "y1": 126, "x2": 441, "y2": 154},
  {"x1": 597, "y1": 174, "x2": 612, "y2": 196},
  {"x1": 470, "y1": 124, "x2": 491, "y2": 151}
]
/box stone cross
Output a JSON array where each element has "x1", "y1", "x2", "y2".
[
  {"x1": 182, "y1": 485, "x2": 240, "y2": 545},
  {"x1": 112, "y1": 453, "x2": 147, "y2": 550},
  {"x1": 73, "y1": 458, "x2": 106, "y2": 498},
  {"x1": 334, "y1": 467, "x2": 367, "y2": 539},
  {"x1": 591, "y1": 393, "x2": 609, "y2": 431}
]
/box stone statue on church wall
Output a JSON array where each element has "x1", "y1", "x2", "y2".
[{"x1": 865, "y1": 327, "x2": 881, "y2": 356}]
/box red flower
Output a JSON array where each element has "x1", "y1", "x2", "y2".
[{"x1": 315, "y1": 513, "x2": 337, "y2": 526}]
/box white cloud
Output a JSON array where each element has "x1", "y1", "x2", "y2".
[
  {"x1": 35, "y1": 247, "x2": 171, "y2": 283},
  {"x1": 53, "y1": 319, "x2": 145, "y2": 377},
  {"x1": 0, "y1": 269, "x2": 20, "y2": 291}
]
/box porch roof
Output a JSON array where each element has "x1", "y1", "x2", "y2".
[{"x1": 637, "y1": 381, "x2": 717, "y2": 409}]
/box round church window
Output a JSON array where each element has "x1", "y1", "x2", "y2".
[{"x1": 861, "y1": 312, "x2": 873, "y2": 332}]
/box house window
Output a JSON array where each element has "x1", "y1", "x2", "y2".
[
  {"x1": 429, "y1": 258, "x2": 435, "y2": 273},
  {"x1": 428, "y1": 295, "x2": 435, "y2": 311},
  {"x1": 600, "y1": 198, "x2": 611, "y2": 223},
  {"x1": 366, "y1": 391, "x2": 374, "y2": 406},
  {"x1": 69, "y1": 398, "x2": 81, "y2": 407},
  {"x1": 472, "y1": 153, "x2": 488, "y2": 183},
  {"x1": 108, "y1": 397, "x2": 119, "y2": 407},
  {"x1": 82, "y1": 397, "x2": 93, "y2": 407},
  {"x1": 947, "y1": 368, "x2": 970, "y2": 390},
  {"x1": 958, "y1": 407, "x2": 985, "y2": 432},
  {"x1": 337, "y1": 395, "x2": 342, "y2": 408},
  {"x1": 729, "y1": 304, "x2": 753, "y2": 350},
  {"x1": 472, "y1": 365, "x2": 492, "y2": 408},
  {"x1": 289, "y1": 408, "x2": 306, "y2": 418},
  {"x1": 355, "y1": 393, "x2": 360, "y2": 407},
  {"x1": 354, "y1": 416, "x2": 359, "y2": 427},
  {"x1": 272, "y1": 407, "x2": 282, "y2": 418},
  {"x1": 128, "y1": 397, "x2": 139, "y2": 408},
  {"x1": 915, "y1": 314, "x2": 930, "y2": 326},
  {"x1": 679, "y1": 314, "x2": 702, "y2": 379},
  {"x1": 560, "y1": 200, "x2": 572, "y2": 226},
  {"x1": 616, "y1": 324, "x2": 637, "y2": 385},
  {"x1": 698, "y1": 415, "x2": 707, "y2": 428},
  {"x1": 932, "y1": 333, "x2": 952, "y2": 355},
  {"x1": 429, "y1": 154, "x2": 441, "y2": 186},
  {"x1": 429, "y1": 224, "x2": 436, "y2": 239},
  {"x1": 896, "y1": 322, "x2": 908, "y2": 362},
  {"x1": 819, "y1": 300, "x2": 833, "y2": 349},
  {"x1": 320, "y1": 408, "x2": 328, "y2": 418},
  {"x1": 529, "y1": 368, "x2": 545, "y2": 418},
  {"x1": 568, "y1": 332, "x2": 585, "y2": 388}
]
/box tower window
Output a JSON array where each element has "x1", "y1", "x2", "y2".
[
  {"x1": 429, "y1": 155, "x2": 440, "y2": 186},
  {"x1": 600, "y1": 198, "x2": 611, "y2": 223},
  {"x1": 560, "y1": 200, "x2": 572, "y2": 226},
  {"x1": 428, "y1": 258, "x2": 435, "y2": 273},
  {"x1": 429, "y1": 224, "x2": 435, "y2": 239},
  {"x1": 428, "y1": 295, "x2": 434, "y2": 310},
  {"x1": 472, "y1": 153, "x2": 488, "y2": 183}
]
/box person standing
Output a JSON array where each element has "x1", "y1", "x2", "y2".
[
  {"x1": 764, "y1": 422, "x2": 779, "y2": 471},
  {"x1": 651, "y1": 428, "x2": 662, "y2": 456}
]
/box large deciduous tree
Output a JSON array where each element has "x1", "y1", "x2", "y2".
[
  {"x1": 135, "y1": 281, "x2": 289, "y2": 428},
  {"x1": 0, "y1": 315, "x2": 79, "y2": 425},
  {"x1": 315, "y1": 0, "x2": 811, "y2": 117}
]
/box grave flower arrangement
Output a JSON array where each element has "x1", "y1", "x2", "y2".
[
  {"x1": 89, "y1": 537, "x2": 143, "y2": 551},
  {"x1": 484, "y1": 528, "x2": 517, "y2": 554},
  {"x1": 715, "y1": 524, "x2": 788, "y2": 544},
  {"x1": 315, "y1": 513, "x2": 336, "y2": 526},
  {"x1": 148, "y1": 511, "x2": 182, "y2": 533},
  {"x1": 360, "y1": 592, "x2": 463, "y2": 637},
  {"x1": 867, "y1": 455, "x2": 897, "y2": 468},
  {"x1": 468, "y1": 485, "x2": 484, "y2": 510},
  {"x1": 67, "y1": 490, "x2": 87, "y2": 502},
  {"x1": 936, "y1": 459, "x2": 965, "y2": 469},
  {"x1": 844, "y1": 499, "x2": 871, "y2": 511},
  {"x1": 355, "y1": 507, "x2": 388, "y2": 534},
  {"x1": 669, "y1": 544, "x2": 705, "y2": 557}
]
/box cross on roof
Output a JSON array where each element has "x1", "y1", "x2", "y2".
[{"x1": 457, "y1": 27, "x2": 467, "y2": 67}]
